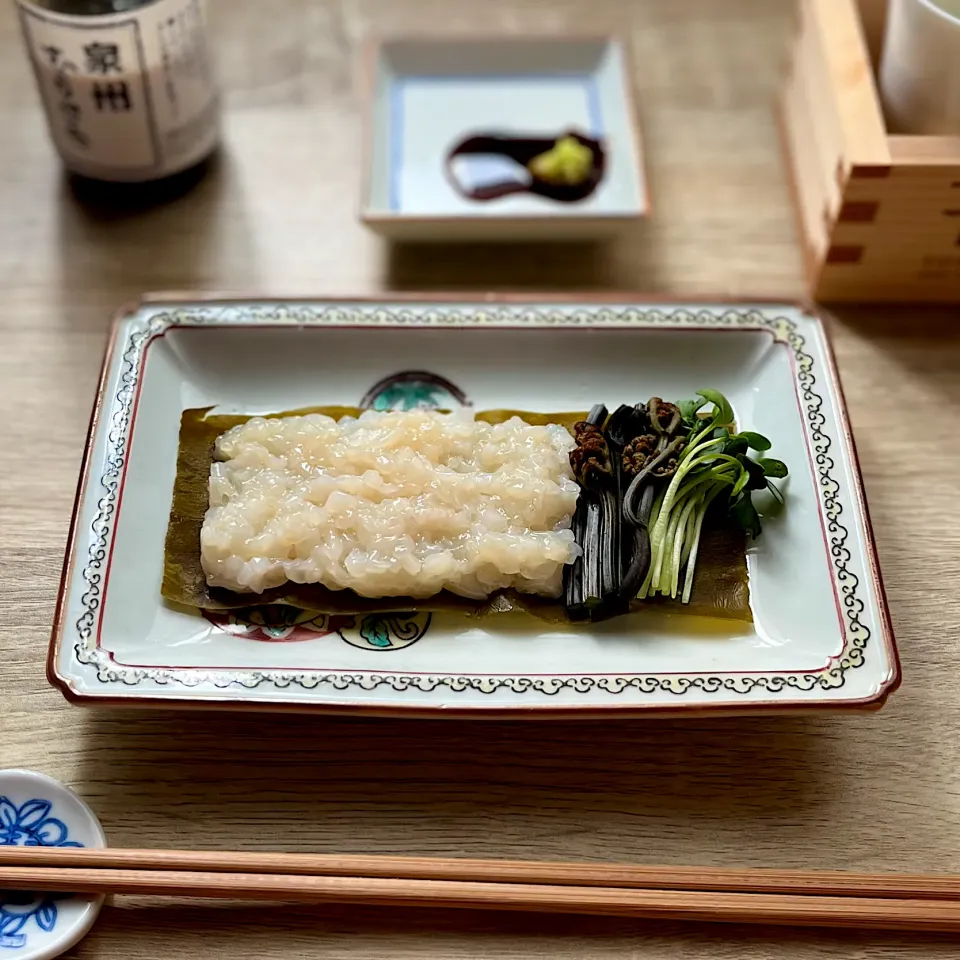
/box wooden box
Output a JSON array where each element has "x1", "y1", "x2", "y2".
[{"x1": 781, "y1": 0, "x2": 960, "y2": 302}]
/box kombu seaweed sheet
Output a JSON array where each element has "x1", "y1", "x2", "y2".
[{"x1": 162, "y1": 407, "x2": 751, "y2": 623}]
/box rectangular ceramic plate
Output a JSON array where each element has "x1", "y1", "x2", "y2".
[
  {"x1": 50, "y1": 297, "x2": 899, "y2": 719},
  {"x1": 362, "y1": 37, "x2": 647, "y2": 240}
]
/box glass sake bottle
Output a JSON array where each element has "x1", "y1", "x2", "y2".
[{"x1": 16, "y1": 0, "x2": 221, "y2": 202}]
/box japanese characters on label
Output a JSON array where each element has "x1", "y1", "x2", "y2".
[{"x1": 18, "y1": 0, "x2": 219, "y2": 181}]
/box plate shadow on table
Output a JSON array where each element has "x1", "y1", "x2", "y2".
[
  {"x1": 81, "y1": 898, "x2": 960, "y2": 957},
  {"x1": 76, "y1": 708, "x2": 841, "y2": 863}
]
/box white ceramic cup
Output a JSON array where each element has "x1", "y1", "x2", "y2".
[{"x1": 879, "y1": 0, "x2": 960, "y2": 134}]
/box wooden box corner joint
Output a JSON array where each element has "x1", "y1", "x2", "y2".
[{"x1": 780, "y1": 0, "x2": 960, "y2": 303}]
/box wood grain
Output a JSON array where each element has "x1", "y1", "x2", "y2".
[
  {"x1": 1, "y1": 0, "x2": 959, "y2": 958},
  {"x1": 13, "y1": 847, "x2": 960, "y2": 902},
  {"x1": 809, "y1": 0, "x2": 889, "y2": 166},
  {"x1": 10, "y1": 865, "x2": 960, "y2": 934}
]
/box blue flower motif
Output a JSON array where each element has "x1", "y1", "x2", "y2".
[
  {"x1": 0, "y1": 797, "x2": 84, "y2": 949},
  {"x1": 0, "y1": 896, "x2": 58, "y2": 949},
  {"x1": 0, "y1": 798, "x2": 81, "y2": 848}
]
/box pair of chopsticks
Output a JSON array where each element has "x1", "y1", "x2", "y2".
[{"x1": 2, "y1": 848, "x2": 960, "y2": 933}]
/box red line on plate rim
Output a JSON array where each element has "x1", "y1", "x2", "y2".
[{"x1": 46, "y1": 295, "x2": 897, "y2": 715}]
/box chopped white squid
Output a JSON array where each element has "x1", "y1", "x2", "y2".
[{"x1": 200, "y1": 409, "x2": 580, "y2": 599}]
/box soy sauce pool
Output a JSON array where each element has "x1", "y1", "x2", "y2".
[{"x1": 445, "y1": 130, "x2": 606, "y2": 203}]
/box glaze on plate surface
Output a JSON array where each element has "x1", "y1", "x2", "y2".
[{"x1": 49, "y1": 299, "x2": 899, "y2": 717}]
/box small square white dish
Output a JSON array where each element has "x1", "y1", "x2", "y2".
[
  {"x1": 361, "y1": 37, "x2": 648, "y2": 241},
  {"x1": 49, "y1": 296, "x2": 899, "y2": 719}
]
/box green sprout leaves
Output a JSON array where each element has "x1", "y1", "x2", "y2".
[{"x1": 639, "y1": 390, "x2": 789, "y2": 604}]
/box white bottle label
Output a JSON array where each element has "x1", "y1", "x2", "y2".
[{"x1": 18, "y1": 0, "x2": 220, "y2": 181}]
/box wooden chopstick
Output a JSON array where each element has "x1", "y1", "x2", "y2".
[
  {"x1": 2, "y1": 847, "x2": 960, "y2": 902},
  {"x1": 2, "y1": 863, "x2": 960, "y2": 932}
]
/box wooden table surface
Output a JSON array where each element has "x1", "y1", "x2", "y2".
[{"x1": 2, "y1": 0, "x2": 960, "y2": 957}]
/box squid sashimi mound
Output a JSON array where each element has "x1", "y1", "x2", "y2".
[{"x1": 200, "y1": 409, "x2": 580, "y2": 600}]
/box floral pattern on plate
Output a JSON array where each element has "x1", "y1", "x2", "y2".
[
  {"x1": 0, "y1": 796, "x2": 84, "y2": 951},
  {"x1": 202, "y1": 608, "x2": 432, "y2": 651}
]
